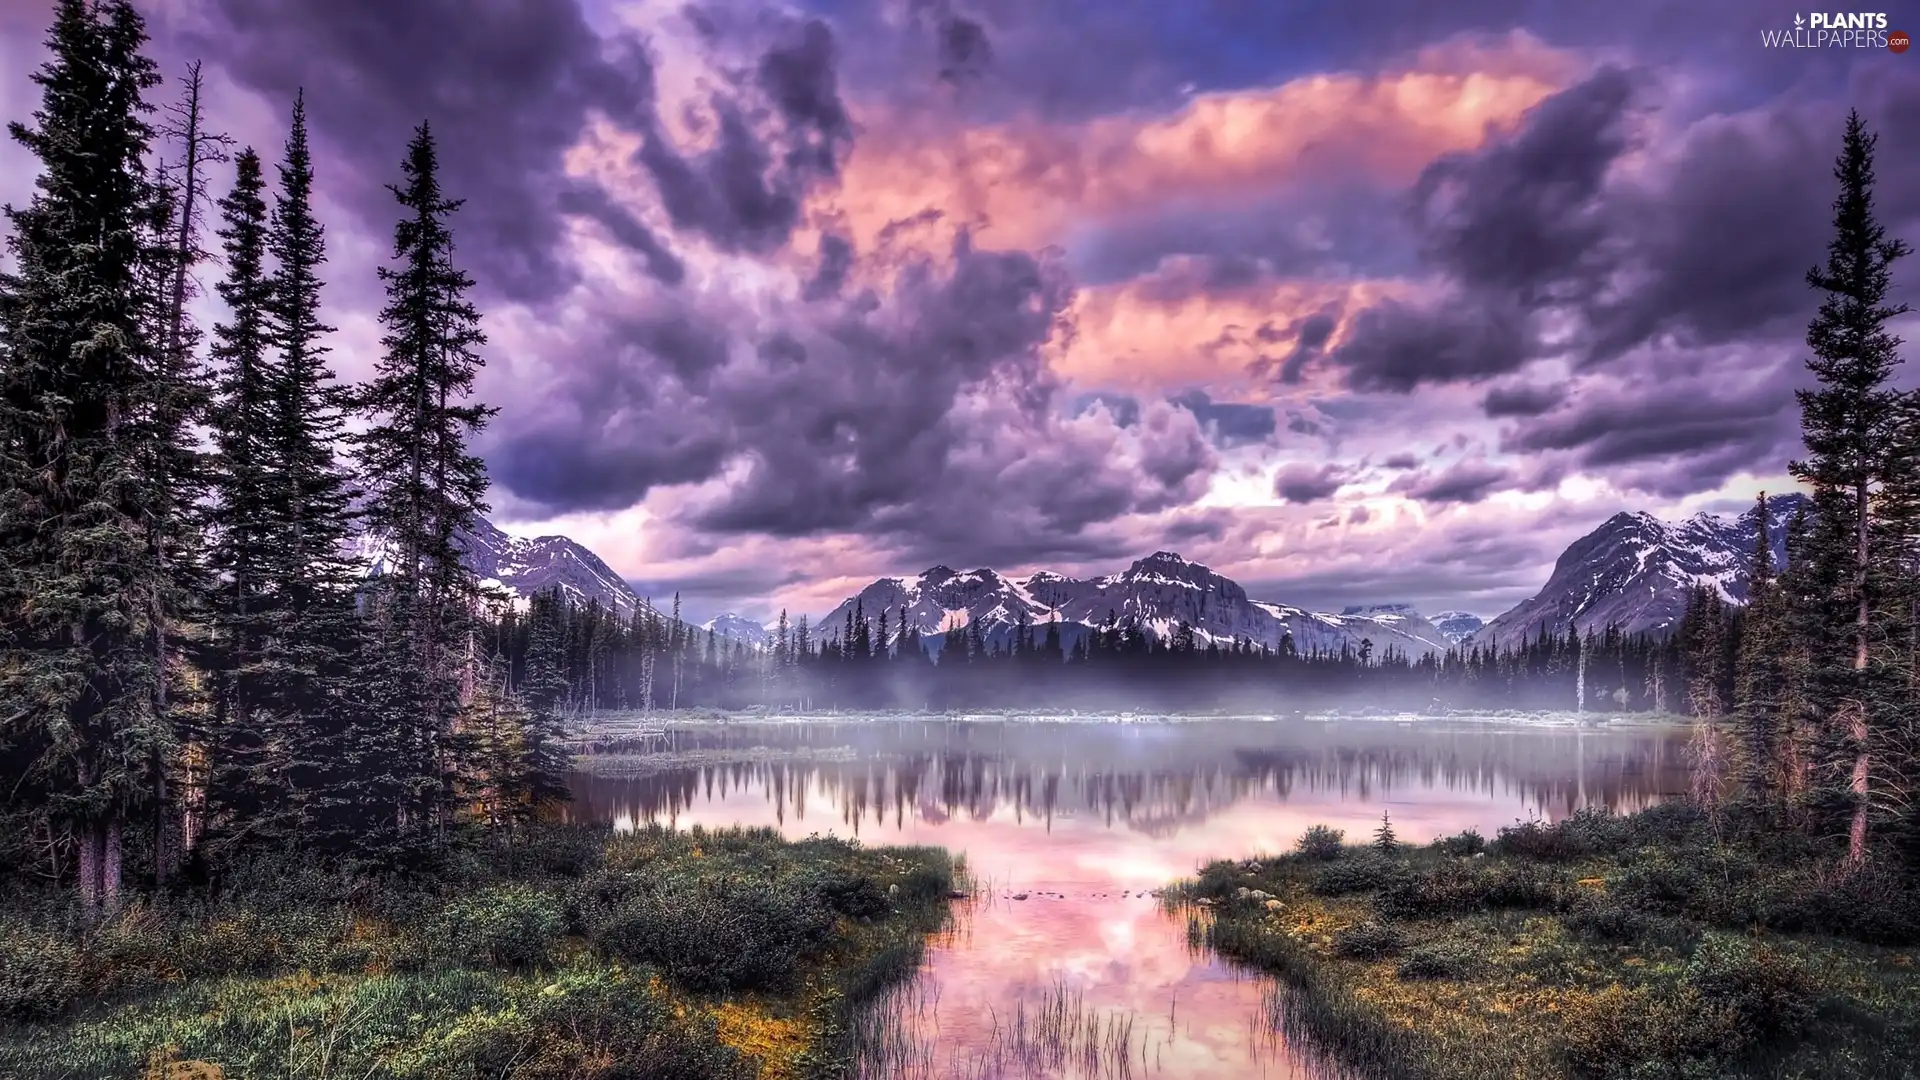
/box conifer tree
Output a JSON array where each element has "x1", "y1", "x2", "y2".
[
  {"x1": 1790, "y1": 111, "x2": 1912, "y2": 865},
  {"x1": 354, "y1": 122, "x2": 496, "y2": 846},
  {"x1": 0, "y1": 0, "x2": 177, "y2": 911},
  {"x1": 519, "y1": 589, "x2": 574, "y2": 812},
  {"x1": 262, "y1": 91, "x2": 374, "y2": 852},
  {"x1": 1372, "y1": 811, "x2": 1397, "y2": 854},
  {"x1": 201, "y1": 148, "x2": 283, "y2": 848},
  {"x1": 1732, "y1": 495, "x2": 1792, "y2": 810}
]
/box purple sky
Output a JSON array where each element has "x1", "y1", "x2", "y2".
[{"x1": 3, "y1": 0, "x2": 1918, "y2": 623}]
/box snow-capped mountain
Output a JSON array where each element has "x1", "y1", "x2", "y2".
[
  {"x1": 813, "y1": 552, "x2": 1457, "y2": 658},
  {"x1": 706, "y1": 613, "x2": 771, "y2": 646},
  {"x1": 357, "y1": 517, "x2": 645, "y2": 618},
  {"x1": 1471, "y1": 493, "x2": 1806, "y2": 645},
  {"x1": 1429, "y1": 611, "x2": 1485, "y2": 643}
]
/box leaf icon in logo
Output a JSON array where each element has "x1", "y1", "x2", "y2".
[{"x1": 1794, "y1": 12, "x2": 1805, "y2": 26}]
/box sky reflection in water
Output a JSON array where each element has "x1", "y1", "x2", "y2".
[{"x1": 567, "y1": 719, "x2": 1689, "y2": 1079}]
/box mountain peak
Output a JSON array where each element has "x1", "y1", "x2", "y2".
[{"x1": 1475, "y1": 495, "x2": 1806, "y2": 644}]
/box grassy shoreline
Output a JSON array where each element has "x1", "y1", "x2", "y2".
[
  {"x1": 1172, "y1": 807, "x2": 1920, "y2": 1080},
  {"x1": 0, "y1": 824, "x2": 961, "y2": 1080}
]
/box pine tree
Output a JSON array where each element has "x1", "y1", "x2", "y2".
[
  {"x1": 353, "y1": 122, "x2": 497, "y2": 847},
  {"x1": 1790, "y1": 111, "x2": 1912, "y2": 866},
  {"x1": 0, "y1": 0, "x2": 178, "y2": 911},
  {"x1": 201, "y1": 147, "x2": 284, "y2": 850},
  {"x1": 1732, "y1": 495, "x2": 1792, "y2": 811},
  {"x1": 519, "y1": 589, "x2": 574, "y2": 813},
  {"x1": 1373, "y1": 810, "x2": 1397, "y2": 854}
]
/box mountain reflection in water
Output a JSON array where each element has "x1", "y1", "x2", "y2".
[{"x1": 565, "y1": 718, "x2": 1689, "y2": 1079}]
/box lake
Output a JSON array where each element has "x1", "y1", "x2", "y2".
[{"x1": 566, "y1": 715, "x2": 1690, "y2": 1079}]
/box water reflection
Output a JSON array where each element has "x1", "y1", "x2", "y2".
[{"x1": 566, "y1": 718, "x2": 1688, "y2": 1079}]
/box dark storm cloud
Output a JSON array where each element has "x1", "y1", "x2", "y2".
[
  {"x1": 1272, "y1": 306, "x2": 1341, "y2": 385},
  {"x1": 1480, "y1": 380, "x2": 1566, "y2": 418},
  {"x1": 554, "y1": 185, "x2": 686, "y2": 285},
  {"x1": 1327, "y1": 62, "x2": 1920, "y2": 400},
  {"x1": 1273, "y1": 463, "x2": 1347, "y2": 504},
  {"x1": 199, "y1": 0, "x2": 654, "y2": 301},
  {"x1": 1070, "y1": 188, "x2": 1414, "y2": 290},
  {"x1": 1380, "y1": 453, "x2": 1419, "y2": 470},
  {"x1": 803, "y1": 233, "x2": 855, "y2": 300},
  {"x1": 1410, "y1": 65, "x2": 1638, "y2": 302},
  {"x1": 1390, "y1": 459, "x2": 1511, "y2": 505},
  {"x1": 198, "y1": 0, "x2": 852, "y2": 299},
  {"x1": 489, "y1": 236, "x2": 1215, "y2": 563},
  {"x1": 1331, "y1": 296, "x2": 1532, "y2": 393},
  {"x1": 1285, "y1": 411, "x2": 1322, "y2": 437},
  {"x1": 1499, "y1": 360, "x2": 1801, "y2": 495},
  {"x1": 1169, "y1": 390, "x2": 1276, "y2": 448},
  {"x1": 935, "y1": 12, "x2": 993, "y2": 83}
]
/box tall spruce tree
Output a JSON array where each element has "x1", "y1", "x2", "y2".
[
  {"x1": 519, "y1": 589, "x2": 574, "y2": 813},
  {"x1": 201, "y1": 148, "x2": 283, "y2": 850},
  {"x1": 0, "y1": 0, "x2": 174, "y2": 911},
  {"x1": 261, "y1": 92, "x2": 371, "y2": 853},
  {"x1": 1732, "y1": 495, "x2": 1792, "y2": 810},
  {"x1": 353, "y1": 121, "x2": 496, "y2": 846},
  {"x1": 1789, "y1": 110, "x2": 1912, "y2": 866}
]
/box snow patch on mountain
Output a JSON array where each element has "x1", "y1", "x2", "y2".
[
  {"x1": 706, "y1": 613, "x2": 771, "y2": 646},
  {"x1": 1472, "y1": 493, "x2": 1806, "y2": 645},
  {"x1": 814, "y1": 553, "x2": 1456, "y2": 658}
]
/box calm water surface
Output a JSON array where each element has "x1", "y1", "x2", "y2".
[{"x1": 566, "y1": 717, "x2": 1689, "y2": 1079}]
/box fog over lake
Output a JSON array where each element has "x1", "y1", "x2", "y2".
[{"x1": 568, "y1": 716, "x2": 1690, "y2": 1079}]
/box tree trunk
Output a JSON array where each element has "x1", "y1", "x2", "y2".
[
  {"x1": 76, "y1": 822, "x2": 103, "y2": 915},
  {"x1": 102, "y1": 818, "x2": 123, "y2": 911},
  {"x1": 1850, "y1": 477, "x2": 1871, "y2": 866}
]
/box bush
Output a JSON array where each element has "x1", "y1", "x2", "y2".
[
  {"x1": 1395, "y1": 942, "x2": 1480, "y2": 980},
  {"x1": 438, "y1": 885, "x2": 566, "y2": 969},
  {"x1": 389, "y1": 965, "x2": 753, "y2": 1080},
  {"x1": 1433, "y1": 828, "x2": 1486, "y2": 857},
  {"x1": 1562, "y1": 894, "x2": 1653, "y2": 943},
  {"x1": 0, "y1": 927, "x2": 83, "y2": 1020},
  {"x1": 1311, "y1": 853, "x2": 1404, "y2": 896},
  {"x1": 788, "y1": 864, "x2": 889, "y2": 919},
  {"x1": 1295, "y1": 825, "x2": 1346, "y2": 861},
  {"x1": 1332, "y1": 921, "x2": 1404, "y2": 960},
  {"x1": 1682, "y1": 935, "x2": 1816, "y2": 1040},
  {"x1": 1611, "y1": 856, "x2": 1701, "y2": 916},
  {"x1": 585, "y1": 865, "x2": 835, "y2": 993},
  {"x1": 1493, "y1": 818, "x2": 1584, "y2": 861}
]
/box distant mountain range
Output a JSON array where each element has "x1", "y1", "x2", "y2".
[
  {"x1": 1468, "y1": 493, "x2": 1805, "y2": 646},
  {"x1": 423, "y1": 492, "x2": 1808, "y2": 658},
  {"x1": 797, "y1": 553, "x2": 1458, "y2": 657}
]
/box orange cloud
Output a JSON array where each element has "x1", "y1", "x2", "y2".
[
  {"x1": 821, "y1": 32, "x2": 1576, "y2": 255},
  {"x1": 1058, "y1": 269, "x2": 1407, "y2": 392}
]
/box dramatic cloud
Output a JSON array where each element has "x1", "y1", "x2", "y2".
[
  {"x1": 4, "y1": 0, "x2": 1905, "y2": 621},
  {"x1": 1390, "y1": 459, "x2": 1513, "y2": 505},
  {"x1": 1273, "y1": 463, "x2": 1349, "y2": 505}
]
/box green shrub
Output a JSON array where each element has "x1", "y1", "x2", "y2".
[
  {"x1": 788, "y1": 864, "x2": 890, "y2": 919},
  {"x1": 1611, "y1": 856, "x2": 1701, "y2": 916},
  {"x1": 1433, "y1": 828, "x2": 1486, "y2": 857},
  {"x1": 0, "y1": 927, "x2": 83, "y2": 1020},
  {"x1": 1295, "y1": 825, "x2": 1346, "y2": 861},
  {"x1": 385, "y1": 966, "x2": 753, "y2": 1080},
  {"x1": 1311, "y1": 852, "x2": 1404, "y2": 896},
  {"x1": 1331, "y1": 921, "x2": 1403, "y2": 959},
  {"x1": 585, "y1": 865, "x2": 836, "y2": 993},
  {"x1": 437, "y1": 885, "x2": 566, "y2": 969},
  {"x1": 1562, "y1": 894, "x2": 1653, "y2": 943},
  {"x1": 1492, "y1": 818, "x2": 1584, "y2": 861},
  {"x1": 1395, "y1": 941, "x2": 1480, "y2": 980},
  {"x1": 1682, "y1": 935, "x2": 1815, "y2": 1040}
]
